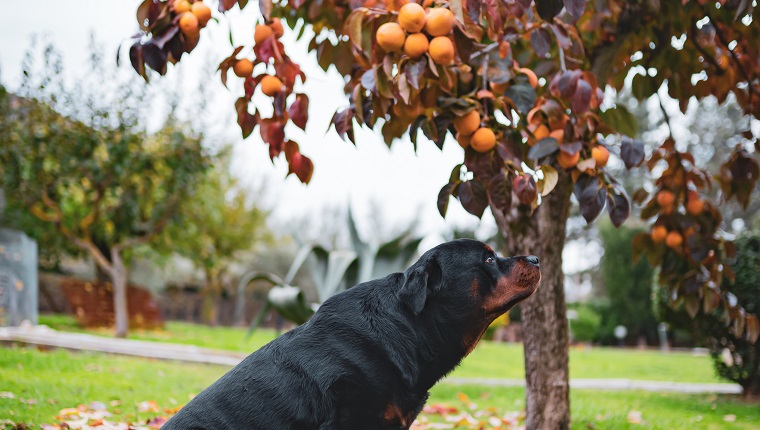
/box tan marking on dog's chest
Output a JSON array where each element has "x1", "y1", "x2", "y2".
[{"x1": 383, "y1": 403, "x2": 409, "y2": 427}]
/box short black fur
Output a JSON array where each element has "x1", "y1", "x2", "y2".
[{"x1": 163, "y1": 239, "x2": 541, "y2": 430}]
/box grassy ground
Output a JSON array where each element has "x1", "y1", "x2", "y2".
[
  {"x1": 38, "y1": 314, "x2": 722, "y2": 383},
  {"x1": 2, "y1": 347, "x2": 757, "y2": 429}
]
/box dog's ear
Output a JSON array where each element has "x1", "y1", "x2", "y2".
[{"x1": 398, "y1": 257, "x2": 443, "y2": 315}]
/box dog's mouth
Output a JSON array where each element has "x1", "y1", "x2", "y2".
[{"x1": 485, "y1": 259, "x2": 541, "y2": 315}]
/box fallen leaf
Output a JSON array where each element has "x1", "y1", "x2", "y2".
[
  {"x1": 723, "y1": 414, "x2": 737, "y2": 422},
  {"x1": 627, "y1": 410, "x2": 642, "y2": 424}
]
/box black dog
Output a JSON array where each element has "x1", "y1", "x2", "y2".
[{"x1": 164, "y1": 239, "x2": 540, "y2": 429}]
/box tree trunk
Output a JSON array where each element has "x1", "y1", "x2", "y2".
[
  {"x1": 202, "y1": 269, "x2": 221, "y2": 326},
  {"x1": 111, "y1": 248, "x2": 129, "y2": 338},
  {"x1": 503, "y1": 172, "x2": 573, "y2": 429}
]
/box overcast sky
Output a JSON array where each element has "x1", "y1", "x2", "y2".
[{"x1": 0, "y1": 0, "x2": 501, "y2": 249}]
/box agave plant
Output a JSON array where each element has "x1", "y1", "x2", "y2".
[{"x1": 238, "y1": 209, "x2": 422, "y2": 335}]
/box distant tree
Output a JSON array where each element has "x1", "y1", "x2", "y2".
[
  {"x1": 155, "y1": 156, "x2": 272, "y2": 325},
  {"x1": 597, "y1": 222, "x2": 658, "y2": 345},
  {"x1": 0, "y1": 43, "x2": 210, "y2": 337}
]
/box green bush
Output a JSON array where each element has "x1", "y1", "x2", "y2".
[
  {"x1": 659, "y1": 235, "x2": 760, "y2": 395},
  {"x1": 567, "y1": 304, "x2": 601, "y2": 343},
  {"x1": 596, "y1": 223, "x2": 659, "y2": 345}
]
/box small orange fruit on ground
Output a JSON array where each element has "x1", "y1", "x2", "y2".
[
  {"x1": 651, "y1": 225, "x2": 668, "y2": 243},
  {"x1": 558, "y1": 150, "x2": 580, "y2": 169},
  {"x1": 666, "y1": 231, "x2": 683, "y2": 249},
  {"x1": 232, "y1": 59, "x2": 253, "y2": 78},
  {"x1": 260, "y1": 75, "x2": 284, "y2": 96},
  {"x1": 191, "y1": 1, "x2": 212, "y2": 27},
  {"x1": 471, "y1": 127, "x2": 496, "y2": 153},
  {"x1": 270, "y1": 18, "x2": 284, "y2": 38},
  {"x1": 398, "y1": 3, "x2": 427, "y2": 33},
  {"x1": 254, "y1": 24, "x2": 274, "y2": 44},
  {"x1": 179, "y1": 12, "x2": 200, "y2": 37},
  {"x1": 403, "y1": 33, "x2": 429, "y2": 59},
  {"x1": 174, "y1": 0, "x2": 191, "y2": 13},
  {"x1": 425, "y1": 8, "x2": 455, "y2": 36},
  {"x1": 592, "y1": 145, "x2": 610, "y2": 167},
  {"x1": 429, "y1": 36, "x2": 455, "y2": 65},
  {"x1": 376, "y1": 22, "x2": 406, "y2": 52},
  {"x1": 687, "y1": 198, "x2": 704, "y2": 216},
  {"x1": 456, "y1": 132, "x2": 471, "y2": 149},
  {"x1": 656, "y1": 190, "x2": 675, "y2": 207},
  {"x1": 549, "y1": 129, "x2": 564, "y2": 143},
  {"x1": 517, "y1": 67, "x2": 538, "y2": 89},
  {"x1": 453, "y1": 110, "x2": 481, "y2": 136}
]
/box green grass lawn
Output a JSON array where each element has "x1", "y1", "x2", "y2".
[
  {"x1": 2, "y1": 346, "x2": 757, "y2": 429},
  {"x1": 38, "y1": 314, "x2": 723, "y2": 383}
]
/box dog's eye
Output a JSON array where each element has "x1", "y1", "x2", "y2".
[{"x1": 485, "y1": 257, "x2": 495, "y2": 264}]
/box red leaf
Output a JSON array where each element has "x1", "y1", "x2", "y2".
[
  {"x1": 557, "y1": 70, "x2": 581, "y2": 99},
  {"x1": 606, "y1": 184, "x2": 630, "y2": 227},
  {"x1": 330, "y1": 108, "x2": 355, "y2": 144},
  {"x1": 235, "y1": 97, "x2": 257, "y2": 138},
  {"x1": 129, "y1": 42, "x2": 147, "y2": 81},
  {"x1": 404, "y1": 58, "x2": 427, "y2": 91},
  {"x1": 571, "y1": 79, "x2": 592, "y2": 114},
  {"x1": 621, "y1": 136, "x2": 645, "y2": 169},
  {"x1": 284, "y1": 141, "x2": 313, "y2": 184},
  {"x1": 530, "y1": 28, "x2": 552, "y2": 58},
  {"x1": 573, "y1": 174, "x2": 606, "y2": 223},
  {"x1": 513, "y1": 174, "x2": 538, "y2": 205},
  {"x1": 275, "y1": 59, "x2": 305, "y2": 88},
  {"x1": 563, "y1": 0, "x2": 587, "y2": 20},
  {"x1": 457, "y1": 181, "x2": 489, "y2": 218},
  {"x1": 260, "y1": 118, "x2": 285, "y2": 149},
  {"x1": 438, "y1": 182, "x2": 458, "y2": 218},
  {"x1": 288, "y1": 94, "x2": 309, "y2": 130},
  {"x1": 254, "y1": 37, "x2": 283, "y2": 63},
  {"x1": 488, "y1": 172, "x2": 512, "y2": 215}
]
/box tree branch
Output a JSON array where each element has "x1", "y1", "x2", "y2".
[
  {"x1": 658, "y1": 94, "x2": 674, "y2": 139},
  {"x1": 703, "y1": 7, "x2": 760, "y2": 101},
  {"x1": 38, "y1": 189, "x2": 113, "y2": 273},
  {"x1": 689, "y1": 21, "x2": 725, "y2": 75}
]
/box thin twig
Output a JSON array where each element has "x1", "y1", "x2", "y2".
[{"x1": 658, "y1": 94, "x2": 673, "y2": 139}]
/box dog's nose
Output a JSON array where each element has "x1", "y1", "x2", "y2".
[{"x1": 526, "y1": 256, "x2": 539, "y2": 267}]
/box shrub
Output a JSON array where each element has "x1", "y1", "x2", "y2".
[
  {"x1": 567, "y1": 303, "x2": 601, "y2": 343},
  {"x1": 596, "y1": 223, "x2": 659, "y2": 345},
  {"x1": 659, "y1": 235, "x2": 760, "y2": 395}
]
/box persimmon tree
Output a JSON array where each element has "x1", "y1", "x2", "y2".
[{"x1": 125, "y1": 0, "x2": 760, "y2": 427}]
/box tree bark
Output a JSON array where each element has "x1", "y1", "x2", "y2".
[
  {"x1": 111, "y1": 248, "x2": 129, "y2": 338},
  {"x1": 503, "y1": 171, "x2": 573, "y2": 429}
]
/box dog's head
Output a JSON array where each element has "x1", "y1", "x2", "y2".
[{"x1": 398, "y1": 238, "x2": 541, "y2": 319}]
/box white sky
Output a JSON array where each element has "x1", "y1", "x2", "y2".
[{"x1": 0, "y1": 1, "x2": 602, "y2": 281}]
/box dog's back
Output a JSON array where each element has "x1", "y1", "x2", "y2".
[{"x1": 164, "y1": 273, "x2": 416, "y2": 429}]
